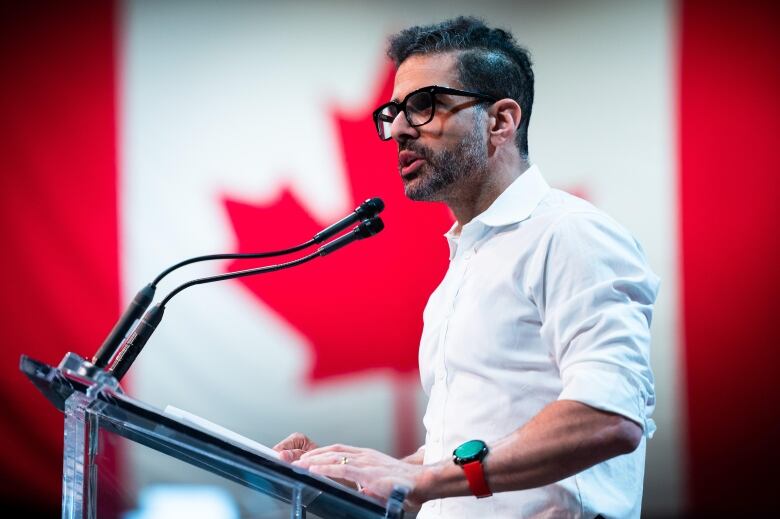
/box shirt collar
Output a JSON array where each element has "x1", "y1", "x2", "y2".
[
  {"x1": 443, "y1": 164, "x2": 549, "y2": 259},
  {"x1": 474, "y1": 163, "x2": 549, "y2": 228}
]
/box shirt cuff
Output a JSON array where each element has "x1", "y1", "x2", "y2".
[{"x1": 558, "y1": 360, "x2": 656, "y2": 438}]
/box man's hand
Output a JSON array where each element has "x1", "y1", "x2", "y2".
[
  {"x1": 273, "y1": 432, "x2": 319, "y2": 463},
  {"x1": 275, "y1": 434, "x2": 366, "y2": 491},
  {"x1": 293, "y1": 444, "x2": 429, "y2": 508}
]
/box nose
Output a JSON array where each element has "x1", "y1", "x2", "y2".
[{"x1": 390, "y1": 111, "x2": 419, "y2": 144}]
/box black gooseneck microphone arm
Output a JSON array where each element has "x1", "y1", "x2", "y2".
[
  {"x1": 107, "y1": 216, "x2": 384, "y2": 381},
  {"x1": 91, "y1": 197, "x2": 384, "y2": 368},
  {"x1": 90, "y1": 242, "x2": 315, "y2": 369},
  {"x1": 149, "y1": 196, "x2": 384, "y2": 287}
]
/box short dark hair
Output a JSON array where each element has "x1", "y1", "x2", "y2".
[{"x1": 387, "y1": 16, "x2": 534, "y2": 156}]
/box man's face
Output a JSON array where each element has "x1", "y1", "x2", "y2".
[{"x1": 390, "y1": 53, "x2": 489, "y2": 202}]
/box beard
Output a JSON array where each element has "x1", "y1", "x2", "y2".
[{"x1": 400, "y1": 120, "x2": 488, "y2": 202}]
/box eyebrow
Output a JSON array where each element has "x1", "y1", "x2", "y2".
[
  {"x1": 390, "y1": 91, "x2": 409, "y2": 104},
  {"x1": 389, "y1": 87, "x2": 420, "y2": 104},
  {"x1": 388, "y1": 85, "x2": 458, "y2": 105}
]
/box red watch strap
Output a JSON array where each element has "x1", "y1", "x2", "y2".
[{"x1": 462, "y1": 460, "x2": 492, "y2": 498}]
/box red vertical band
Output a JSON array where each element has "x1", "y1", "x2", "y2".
[
  {"x1": 679, "y1": 0, "x2": 780, "y2": 513},
  {"x1": 0, "y1": 0, "x2": 120, "y2": 513},
  {"x1": 462, "y1": 460, "x2": 492, "y2": 498}
]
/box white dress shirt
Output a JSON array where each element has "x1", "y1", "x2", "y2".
[{"x1": 416, "y1": 165, "x2": 659, "y2": 519}]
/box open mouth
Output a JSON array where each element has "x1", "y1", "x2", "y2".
[{"x1": 399, "y1": 150, "x2": 425, "y2": 179}]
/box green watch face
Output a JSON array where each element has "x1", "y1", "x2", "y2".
[{"x1": 453, "y1": 439, "x2": 488, "y2": 463}]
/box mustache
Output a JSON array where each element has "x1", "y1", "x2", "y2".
[{"x1": 399, "y1": 142, "x2": 431, "y2": 160}]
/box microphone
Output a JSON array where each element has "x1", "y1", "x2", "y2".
[
  {"x1": 312, "y1": 198, "x2": 384, "y2": 243},
  {"x1": 92, "y1": 197, "x2": 385, "y2": 368},
  {"x1": 108, "y1": 216, "x2": 385, "y2": 381},
  {"x1": 92, "y1": 284, "x2": 155, "y2": 368},
  {"x1": 107, "y1": 303, "x2": 165, "y2": 380},
  {"x1": 317, "y1": 216, "x2": 384, "y2": 256}
]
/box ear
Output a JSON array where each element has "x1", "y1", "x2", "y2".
[{"x1": 487, "y1": 99, "x2": 522, "y2": 148}]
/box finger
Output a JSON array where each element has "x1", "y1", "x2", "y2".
[
  {"x1": 273, "y1": 432, "x2": 302, "y2": 451},
  {"x1": 302, "y1": 444, "x2": 363, "y2": 458},
  {"x1": 308, "y1": 463, "x2": 364, "y2": 482},
  {"x1": 294, "y1": 451, "x2": 354, "y2": 468},
  {"x1": 273, "y1": 432, "x2": 315, "y2": 451},
  {"x1": 278, "y1": 449, "x2": 307, "y2": 463},
  {"x1": 278, "y1": 450, "x2": 293, "y2": 462}
]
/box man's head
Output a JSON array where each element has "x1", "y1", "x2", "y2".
[
  {"x1": 387, "y1": 17, "x2": 534, "y2": 156},
  {"x1": 377, "y1": 17, "x2": 534, "y2": 202}
]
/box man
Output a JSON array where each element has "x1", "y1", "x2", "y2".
[{"x1": 275, "y1": 17, "x2": 658, "y2": 518}]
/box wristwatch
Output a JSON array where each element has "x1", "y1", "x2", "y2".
[{"x1": 453, "y1": 439, "x2": 492, "y2": 498}]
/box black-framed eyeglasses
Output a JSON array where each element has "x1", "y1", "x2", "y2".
[{"x1": 372, "y1": 85, "x2": 497, "y2": 141}]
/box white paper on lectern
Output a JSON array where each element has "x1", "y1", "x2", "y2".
[{"x1": 164, "y1": 405, "x2": 281, "y2": 460}]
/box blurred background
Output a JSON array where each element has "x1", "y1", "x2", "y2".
[{"x1": 1, "y1": 0, "x2": 777, "y2": 517}]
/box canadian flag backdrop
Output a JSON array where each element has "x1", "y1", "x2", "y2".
[{"x1": 1, "y1": 0, "x2": 778, "y2": 517}]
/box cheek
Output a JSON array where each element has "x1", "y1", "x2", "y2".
[{"x1": 417, "y1": 118, "x2": 445, "y2": 140}]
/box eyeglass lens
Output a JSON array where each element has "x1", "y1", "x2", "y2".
[
  {"x1": 406, "y1": 91, "x2": 434, "y2": 125},
  {"x1": 377, "y1": 91, "x2": 435, "y2": 140}
]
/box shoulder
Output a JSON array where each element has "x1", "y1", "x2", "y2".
[
  {"x1": 531, "y1": 189, "x2": 642, "y2": 255},
  {"x1": 523, "y1": 189, "x2": 659, "y2": 297}
]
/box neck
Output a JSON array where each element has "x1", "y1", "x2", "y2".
[{"x1": 448, "y1": 157, "x2": 530, "y2": 233}]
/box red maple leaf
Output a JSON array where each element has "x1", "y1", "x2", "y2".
[{"x1": 222, "y1": 63, "x2": 452, "y2": 384}]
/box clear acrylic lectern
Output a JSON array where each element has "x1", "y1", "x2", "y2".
[{"x1": 20, "y1": 353, "x2": 407, "y2": 519}]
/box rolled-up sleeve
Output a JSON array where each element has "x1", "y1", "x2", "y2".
[{"x1": 532, "y1": 212, "x2": 660, "y2": 437}]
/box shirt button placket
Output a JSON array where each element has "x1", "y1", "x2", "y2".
[
  {"x1": 436, "y1": 315, "x2": 449, "y2": 456},
  {"x1": 438, "y1": 248, "x2": 472, "y2": 463},
  {"x1": 437, "y1": 254, "x2": 464, "y2": 460}
]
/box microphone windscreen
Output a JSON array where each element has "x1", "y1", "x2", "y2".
[
  {"x1": 356, "y1": 197, "x2": 385, "y2": 218},
  {"x1": 357, "y1": 216, "x2": 384, "y2": 238}
]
